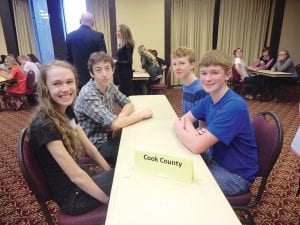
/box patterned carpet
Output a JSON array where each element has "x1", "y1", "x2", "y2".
[{"x1": 0, "y1": 87, "x2": 299, "y2": 225}]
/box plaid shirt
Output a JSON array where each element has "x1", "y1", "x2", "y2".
[{"x1": 74, "y1": 80, "x2": 130, "y2": 145}]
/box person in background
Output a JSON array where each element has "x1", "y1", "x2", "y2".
[
  {"x1": 18, "y1": 55, "x2": 40, "y2": 105},
  {"x1": 1, "y1": 55, "x2": 27, "y2": 110},
  {"x1": 150, "y1": 49, "x2": 168, "y2": 71},
  {"x1": 271, "y1": 49, "x2": 297, "y2": 79},
  {"x1": 265, "y1": 49, "x2": 298, "y2": 101},
  {"x1": 251, "y1": 47, "x2": 274, "y2": 70},
  {"x1": 233, "y1": 48, "x2": 257, "y2": 79},
  {"x1": 66, "y1": 12, "x2": 107, "y2": 88},
  {"x1": 27, "y1": 53, "x2": 42, "y2": 69},
  {"x1": 171, "y1": 47, "x2": 207, "y2": 122},
  {"x1": 113, "y1": 24, "x2": 134, "y2": 96},
  {"x1": 250, "y1": 47, "x2": 274, "y2": 100},
  {"x1": 233, "y1": 48, "x2": 263, "y2": 99},
  {"x1": 28, "y1": 60, "x2": 113, "y2": 215},
  {"x1": 137, "y1": 45, "x2": 163, "y2": 84},
  {"x1": 174, "y1": 50, "x2": 258, "y2": 196},
  {"x1": 18, "y1": 55, "x2": 40, "y2": 82},
  {"x1": 74, "y1": 52, "x2": 152, "y2": 165}
]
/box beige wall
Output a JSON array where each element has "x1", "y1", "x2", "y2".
[
  {"x1": 0, "y1": 18, "x2": 8, "y2": 55},
  {"x1": 115, "y1": 0, "x2": 165, "y2": 69},
  {"x1": 279, "y1": 0, "x2": 300, "y2": 64}
]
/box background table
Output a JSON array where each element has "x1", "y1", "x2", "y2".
[
  {"x1": 255, "y1": 70, "x2": 292, "y2": 77},
  {"x1": 0, "y1": 75, "x2": 8, "y2": 84},
  {"x1": 133, "y1": 71, "x2": 150, "y2": 80},
  {"x1": 132, "y1": 72, "x2": 150, "y2": 94},
  {"x1": 105, "y1": 95, "x2": 241, "y2": 225}
]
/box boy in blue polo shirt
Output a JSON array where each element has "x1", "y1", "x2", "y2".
[
  {"x1": 171, "y1": 47, "x2": 207, "y2": 117},
  {"x1": 174, "y1": 50, "x2": 258, "y2": 196}
]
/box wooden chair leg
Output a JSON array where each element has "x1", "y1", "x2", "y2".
[{"x1": 2, "y1": 93, "x2": 8, "y2": 108}]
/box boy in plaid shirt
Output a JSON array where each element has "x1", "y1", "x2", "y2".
[{"x1": 75, "y1": 52, "x2": 152, "y2": 165}]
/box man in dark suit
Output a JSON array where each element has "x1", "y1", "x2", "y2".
[{"x1": 66, "y1": 12, "x2": 107, "y2": 88}]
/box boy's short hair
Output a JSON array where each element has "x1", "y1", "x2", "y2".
[
  {"x1": 88, "y1": 51, "x2": 115, "y2": 74},
  {"x1": 171, "y1": 47, "x2": 195, "y2": 63},
  {"x1": 233, "y1": 48, "x2": 242, "y2": 56},
  {"x1": 198, "y1": 50, "x2": 232, "y2": 72},
  {"x1": 262, "y1": 46, "x2": 270, "y2": 52}
]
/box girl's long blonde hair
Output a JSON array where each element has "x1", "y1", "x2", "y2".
[
  {"x1": 5, "y1": 55, "x2": 20, "y2": 68},
  {"x1": 138, "y1": 45, "x2": 159, "y2": 67},
  {"x1": 118, "y1": 24, "x2": 135, "y2": 48},
  {"x1": 29, "y1": 60, "x2": 82, "y2": 161}
]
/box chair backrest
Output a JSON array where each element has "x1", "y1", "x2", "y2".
[
  {"x1": 148, "y1": 67, "x2": 171, "y2": 94},
  {"x1": 165, "y1": 66, "x2": 171, "y2": 87},
  {"x1": 231, "y1": 65, "x2": 242, "y2": 83},
  {"x1": 17, "y1": 128, "x2": 108, "y2": 225},
  {"x1": 252, "y1": 111, "x2": 283, "y2": 203},
  {"x1": 26, "y1": 70, "x2": 35, "y2": 92},
  {"x1": 295, "y1": 64, "x2": 300, "y2": 82},
  {"x1": 16, "y1": 128, "x2": 54, "y2": 224}
]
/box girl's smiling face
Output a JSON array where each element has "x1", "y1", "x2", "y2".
[{"x1": 46, "y1": 66, "x2": 77, "y2": 112}]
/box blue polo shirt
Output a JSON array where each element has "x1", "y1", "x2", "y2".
[
  {"x1": 182, "y1": 79, "x2": 207, "y2": 114},
  {"x1": 191, "y1": 89, "x2": 258, "y2": 182}
]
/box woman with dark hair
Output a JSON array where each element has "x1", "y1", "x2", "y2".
[
  {"x1": 114, "y1": 24, "x2": 134, "y2": 96},
  {"x1": 27, "y1": 53, "x2": 42, "y2": 69},
  {"x1": 28, "y1": 60, "x2": 114, "y2": 215},
  {"x1": 137, "y1": 45, "x2": 163, "y2": 83},
  {"x1": 251, "y1": 47, "x2": 275, "y2": 70},
  {"x1": 150, "y1": 49, "x2": 168, "y2": 69}
]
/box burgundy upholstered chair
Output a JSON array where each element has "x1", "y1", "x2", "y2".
[
  {"x1": 16, "y1": 128, "x2": 107, "y2": 225},
  {"x1": 148, "y1": 67, "x2": 170, "y2": 94},
  {"x1": 226, "y1": 111, "x2": 283, "y2": 225},
  {"x1": 231, "y1": 65, "x2": 257, "y2": 98},
  {"x1": 277, "y1": 64, "x2": 300, "y2": 101},
  {"x1": 5, "y1": 70, "x2": 36, "y2": 109},
  {"x1": 295, "y1": 64, "x2": 300, "y2": 83}
]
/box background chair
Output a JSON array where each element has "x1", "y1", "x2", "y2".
[
  {"x1": 16, "y1": 128, "x2": 108, "y2": 225},
  {"x1": 230, "y1": 65, "x2": 243, "y2": 93},
  {"x1": 295, "y1": 64, "x2": 300, "y2": 84},
  {"x1": 148, "y1": 67, "x2": 170, "y2": 94},
  {"x1": 230, "y1": 65, "x2": 257, "y2": 98},
  {"x1": 5, "y1": 70, "x2": 36, "y2": 109},
  {"x1": 226, "y1": 111, "x2": 284, "y2": 225},
  {"x1": 277, "y1": 64, "x2": 300, "y2": 101}
]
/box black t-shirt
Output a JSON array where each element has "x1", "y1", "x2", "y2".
[{"x1": 28, "y1": 107, "x2": 77, "y2": 205}]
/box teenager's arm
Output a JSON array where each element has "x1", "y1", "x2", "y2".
[
  {"x1": 271, "y1": 62, "x2": 277, "y2": 71},
  {"x1": 47, "y1": 141, "x2": 109, "y2": 204},
  {"x1": 181, "y1": 112, "x2": 198, "y2": 134},
  {"x1": 110, "y1": 107, "x2": 153, "y2": 131},
  {"x1": 174, "y1": 112, "x2": 218, "y2": 154},
  {"x1": 276, "y1": 58, "x2": 294, "y2": 71},
  {"x1": 246, "y1": 65, "x2": 257, "y2": 72},
  {"x1": 75, "y1": 125, "x2": 111, "y2": 171},
  {"x1": 117, "y1": 102, "x2": 134, "y2": 118},
  {"x1": 251, "y1": 59, "x2": 260, "y2": 68},
  {"x1": 264, "y1": 58, "x2": 274, "y2": 70}
]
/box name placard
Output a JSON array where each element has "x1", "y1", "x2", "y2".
[
  {"x1": 134, "y1": 151, "x2": 194, "y2": 183},
  {"x1": 291, "y1": 127, "x2": 300, "y2": 156}
]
